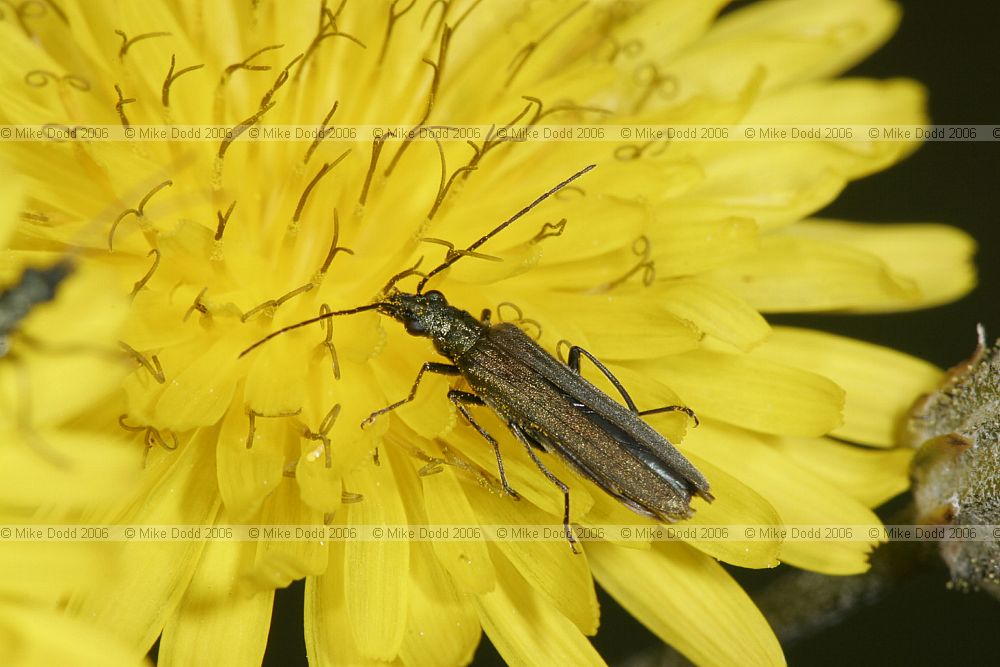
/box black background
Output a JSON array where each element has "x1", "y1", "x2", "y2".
[{"x1": 261, "y1": 1, "x2": 1000, "y2": 665}]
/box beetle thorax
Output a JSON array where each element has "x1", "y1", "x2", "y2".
[{"x1": 379, "y1": 291, "x2": 485, "y2": 361}]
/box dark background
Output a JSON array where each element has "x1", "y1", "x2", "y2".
[{"x1": 261, "y1": 1, "x2": 1000, "y2": 665}]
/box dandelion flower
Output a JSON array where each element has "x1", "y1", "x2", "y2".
[
  {"x1": 0, "y1": 0, "x2": 975, "y2": 666},
  {"x1": 0, "y1": 168, "x2": 140, "y2": 666}
]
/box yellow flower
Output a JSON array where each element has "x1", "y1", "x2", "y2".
[
  {"x1": 0, "y1": 0, "x2": 975, "y2": 666},
  {"x1": 0, "y1": 169, "x2": 141, "y2": 666}
]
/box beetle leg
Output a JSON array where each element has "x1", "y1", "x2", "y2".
[
  {"x1": 565, "y1": 343, "x2": 698, "y2": 425},
  {"x1": 6, "y1": 351, "x2": 70, "y2": 469},
  {"x1": 565, "y1": 343, "x2": 640, "y2": 411},
  {"x1": 361, "y1": 362, "x2": 459, "y2": 427},
  {"x1": 448, "y1": 389, "x2": 519, "y2": 499},
  {"x1": 508, "y1": 421, "x2": 580, "y2": 555},
  {"x1": 637, "y1": 404, "x2": 699, "y2": 426}
]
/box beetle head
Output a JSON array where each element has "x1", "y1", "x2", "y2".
[{"x1": 378, "y1": 290, "x2": 451, "y2": 338}]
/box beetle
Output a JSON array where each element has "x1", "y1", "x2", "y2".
[
  {"x1": 0, "y1": 260, "x2": 74, "y2": 359},
  {"x1": 0, "y1": 259, "x2": 77, "y2": 467},
  {"x1": 241, "y1": 164, "x2": 712, "y2": 550}
]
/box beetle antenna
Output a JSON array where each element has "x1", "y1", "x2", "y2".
[
  {"x1": 240, "y1": 165, "x2": 597, "y2": 357},
  {"x1": 239, "y1": 302, "x2": 383, "y2": 358},
  {"x1": 415, "y1": 163, "x2": 596, "y2": 293},
  {"x1": 379, "y1": 256, "x2": 427, "y2": 295}
]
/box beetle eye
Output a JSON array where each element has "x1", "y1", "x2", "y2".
[
  {"x1": 425, "y1": 290, "x2": 445, "y2": 303},
  {"x1": 405, "y1": 319, "x2": 428, "y2": 335}
]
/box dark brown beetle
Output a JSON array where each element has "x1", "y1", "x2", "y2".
[{"x1": 242, "y1": 165, "x2": 712, "y2": 550}]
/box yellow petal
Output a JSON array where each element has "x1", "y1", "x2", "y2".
[
  {"x1": 105, "y1": 2, "x2": 205, "y2": 117},
  {"x1": 785, "y1": 219, "x2": 977, "y2": 310},
  {"x1": 0, "y1": 160, "x2": 24, "y2": 247},
  {"x1": 159, "y1": 538, "x2": 273, "y2": 667},
  {"x1": 655, "y1": 278, "x2": 771, "y2": 351},
  {"x1": 0, "y1": 603, "x2": 146, "y2": 667},
  {"x1": 635, "y1": 350, "x2": 844, "y2": 436},
  {"x1": 474, "y1": 546, "x2": 606, "y2": 667},
  {"x1": 344, "y1": 453, "x2": 409, "y2": 661},
  {"x1": 520, "y1": 0, "x2": 729, "y2": 112},
  {"x1": 419, "y1": 449, "x2": 497, "y2": 594},
  {"x1": 243, "y1": 332, "x2": 307, "y2": 416},
  {"x1": 580, "y1": 487, "x2": 655, "y2": 551},
  {"x1": 530, "y1": 196, "x2": 645, "y2": 266},
  {"x1": 526, "y1": 238, "x2": 662, "y2": 296},
  {"x1": 684, "y1": 421, "x2": 880, "y2": 574},
  {"x1": 305, "y1": 545, "x2": 390, "y2": 667},
  {"x1": 770, "y1": 436, "x2": 912, "y2": 508},
  {"x1": 589, "y1": 540, "x2": 784, "y2": 667},
  {"x1": 215, "y1": 395, "x2": 286, "y2": 520},
  {"x1": 461, "y1": 473, "x2": 600, "y2": 636},
  {"x1": 0, "y1": 540, "x2": 102, "y2": 601},
  {"x1": 399, "y1": 541, "x2": 482, "y2": 667},
  {"x1": 0, "y1": 429, "x2": 138, "y2": 506},
  {"x1": 648, "y1": 215, "x2": 758, "y2": 277},
  {"x1": 612, "y1": 0, "x2": 728, "y2": 61},
  {"x1": 121, "y1": 289, "x2": 201, "y2": 352},
  {"x1": 681, "y1": 0, "x2": 899, "y2": 93},
  {"x1": 707, "y1": 234, "x2": 921, "y2": 311},
  {"x1": 663, "y1": 143, "x2": 847, "y2": 230},
  {"x1": 590, "y1": 156, "x2": 706, "y2": 205},
  {"x1": 751, "y1": 327, "x2": 941, "y2": 446},
  {"x1": 249, "y1": 480, "x2": 329, "y2": 592},
  {"x1": 70, "y1": 431, "x2": 221, "y2": 654},
  {"x1": 295, "y1": 444, "x2": 343, "y2": 516},
  {"x1": 300, "y1": 361, "x2": 386, "y2": 510},
  {"x1": 744, "y1": 78, "x2": 927, "y2": 178},
  {"x1": 344, "y1": 443, "x2": 484, "y2": 666},
  {"x1": 507, "y1": 290, "x2": 702, "y2": 362},
  {"x1": 0, "y1": 24, "x2": 77, "y2": 125},
  {"x1": 154, "y1": 337, "x2": 242, "y2": 431},
  {"x1": 680, "y1": 451, "x2": 782, "y2": 569}
]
